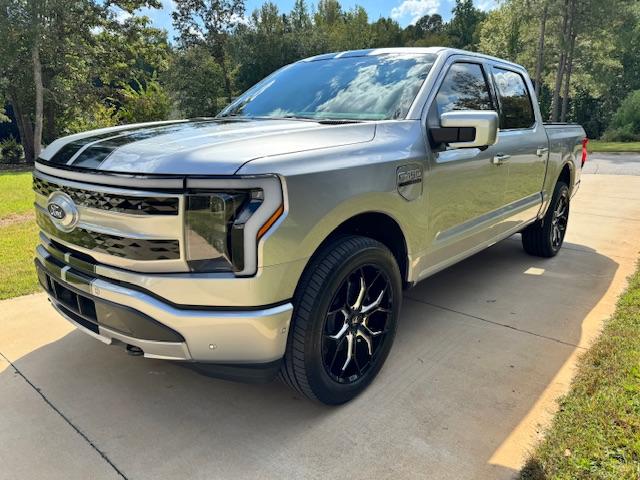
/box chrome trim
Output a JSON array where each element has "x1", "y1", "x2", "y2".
[
  {"x1": 35, "y1": 162, "x2": 185, "y2": 189},
  {"x1": 34, "y1": 169, "x2": 182, "y2": 198}
]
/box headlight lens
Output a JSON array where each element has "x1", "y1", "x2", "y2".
[
  {"x1": 184, "y1": 175, "x2": 284, "y2": 275},
  {"x1": 185, "y1": 190, "x2": 263, "y2": 273}
]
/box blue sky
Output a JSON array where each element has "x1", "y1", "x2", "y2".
[{"x1": 139, "y1": 0, "x2": 498, "y2": 41}]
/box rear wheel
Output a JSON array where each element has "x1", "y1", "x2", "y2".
[
  {"x1": 279, "y1": 235, "x2": 402, "y2": 404},
  {"x1": 522, "y1": 181, "x2": 570, "y2": 257}
]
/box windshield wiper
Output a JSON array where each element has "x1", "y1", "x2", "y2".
[{"x1": 281, "y1": 115, "x2": 364, "y2": 124}]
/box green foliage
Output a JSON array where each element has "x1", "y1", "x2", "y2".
[
  {"x1": 447, "y1": 0, "x2": 486, "y2": 50},
  {"x1": 0, "y1": 136, "x2": 23, "y2": 163},
  {"x1": 165, "y1": 46, "x2": 226, "y2": 117},
  {"x1": 602, "y1": 90, "x2": 640, "y2": 142},
  {"x1": 118, "y1": 79, "x2": 171, "y2": 124},
  {"x1": 1, "y1": 0, "x2": 639, "y2": 143},
  {"x1": 64, "y1": 102, "x2": 119, "y2": 135}
]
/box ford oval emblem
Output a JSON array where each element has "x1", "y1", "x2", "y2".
[
  {"x1": 47, "y1": 203, "x2": 66, "y2": 220},
  {"x1": 46, "y1": 192, "x2": 79, "y2": 232}
]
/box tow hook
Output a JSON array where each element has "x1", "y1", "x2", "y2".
[{"x1": 126, "y1": 344, "x2": 144, "y2": 356}]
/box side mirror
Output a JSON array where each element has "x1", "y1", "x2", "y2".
[{"x1": 429, "y1": 110, "x2": 499, "y2": 149}]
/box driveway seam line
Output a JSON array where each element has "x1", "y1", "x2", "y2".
[
  {"x1": 504, "y1": 237, "x2": 637, "y2": 261},
  {"x1": 571, "y1": 211, "x2": 640, "y2": 222},
  {"x1": 404, "y1": 297, "x2": 587, "y2": 350},
  {"x1": 0, "y1": 351, "x2": 128, "y2": 480}
]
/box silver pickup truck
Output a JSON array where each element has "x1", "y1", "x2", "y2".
[{"x1": 33, "y1": 47, "x2": 587, "y2": 404}]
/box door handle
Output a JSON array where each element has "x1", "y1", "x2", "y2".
[
  {"x1": 536, "y1": 147, "x2": 549, "y2": 157},
  {"x1": 492, "y1": 154, "x2": 511, "y2": 165}
]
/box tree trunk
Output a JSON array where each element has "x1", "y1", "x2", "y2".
[
  {"x1": 534, "y1": 1, "x2": 549, "y2": 99},
  {"x1": 8, "y1": 91, "x2": 35, "y2": 163},
  {"x1": 32, "y1": 43, "x2": 44, "y2": 158},
  {"x1": 550, "y1": 0, "x2": 571, "y2": 121},
  {"x1": 560, "y1": 31, "x2": 576, "y2": 122},
  {"x1": 220, "y1": 59, "x2": 233, "y2": 105}
]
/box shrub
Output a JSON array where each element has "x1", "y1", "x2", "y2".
[
  {"x1": 0, "y1": 136, "x2": 24, "y2": 164},
  {"x1": 602, "y1": 90, "x2": 640, "y2": 141},
  {"x1": 117, "y1": 79, "x2": 172, "y2": 124},
  {"x1": 64, "y1": 102, "x2": 119, "y2": 135}
]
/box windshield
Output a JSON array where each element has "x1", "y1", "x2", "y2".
[{"x1": 220, "y1": 53, "x2": 437, "y2": 121}]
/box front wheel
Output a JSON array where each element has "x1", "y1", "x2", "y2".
[
  {"x1": 522, "y1": 181, "x2": 570, "y2": 257},
  {"x1": 279, "y1": 235, "x2": 402, "y2": 404}
]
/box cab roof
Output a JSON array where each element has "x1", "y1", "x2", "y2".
[{"x1": 301, "y1": 47, "x2": 524, "y2": 71}]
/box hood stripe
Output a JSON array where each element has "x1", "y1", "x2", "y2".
[
  {"x1": 46, "y1": 123, "x2": 182, "y2": 165},
  {"x1": 65, "y1": 120, "x2": 220, "y2": 170}
]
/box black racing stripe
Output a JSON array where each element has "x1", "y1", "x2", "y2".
[
  {"x1": 70, "y1": 120, "x2": 219, "y2": 169},
  {"x1": 47, "y1": 123, "x2": 181, "y2": 165}
]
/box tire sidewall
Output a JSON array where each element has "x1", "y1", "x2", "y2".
[
  {"x1": 301, "y1": 241, "x2": 402, "y2": 404},
  {"x1": 546, "y1": 182, "x2": 570, "y2": 254}
]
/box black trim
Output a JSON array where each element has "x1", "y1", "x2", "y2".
[
  {"x1": 183, "y1": 359, "x2": 283, "y2": 384},
  {"x1": 36, "y1": 259, "x2": 185, "y2": 343}
]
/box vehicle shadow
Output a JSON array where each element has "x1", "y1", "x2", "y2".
[{"x1": 1, "y1": 236, "x2": 618, "y2": 479}]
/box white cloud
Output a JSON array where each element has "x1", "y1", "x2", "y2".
[
  {"x1": 391, "y1": 0, "x2": 440, "y2": 25},
  {"x1": 112, "y1": 7, "x2": 132, "y2": 24},
  {"x1": 476, "y1": 0, "x2": 499, "y2": 11}
]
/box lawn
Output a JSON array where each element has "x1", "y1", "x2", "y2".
[
  {"x1": 520, "y1": 262, "x2": 640, "y2": 480},
  {"x1": 0, "y1": 170, "x2": 40, "y2": 300},
  {"x1": 588, "y1": 141, "x2": 640, "y2": 153}
]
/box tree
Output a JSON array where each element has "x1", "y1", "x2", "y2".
[
  {"x1": 0, "y1": 0, "x2": 164, "y2": 162},
  {"x1": 172, "y1": 0, "x2": 245, "y2": 103},
  {"x1": 448, "y1": 0, "x2": 486, "y2": 50},
  {"x1": 370, "y1": 17, "x2": 403, "y2": 48},
  {"x1": 165, "y1": 45, "x2": 226, "y2": 117}
]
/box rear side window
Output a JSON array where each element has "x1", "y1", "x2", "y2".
[
  {"x1": 492, "y1": 68, "x2": 535, "y2": 129},
  {"x1": 435, "y1": 63, "x2": 493, "y2": 114}
]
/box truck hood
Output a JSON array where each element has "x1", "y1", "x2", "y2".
[{"x1": 39, "y1": 118, "x2": 376, "y2": 175}]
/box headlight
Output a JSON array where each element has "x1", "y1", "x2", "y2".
[{"x1": 184, "y1": 176, "x2": 284, "y2": 275}]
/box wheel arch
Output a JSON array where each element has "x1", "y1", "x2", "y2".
[
  {"x1": 558, "y1": 161, "x2": 572, "y2": 189},
  {"x1": 300, "y1": 211, "x2": 410, "y2": 286}
]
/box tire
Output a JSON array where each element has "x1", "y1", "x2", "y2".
[
  {"x1": 522, "y1": 181, "x2": 570, "y2": 257},
  {"x1": 279, "y1": 235, "x2": 402, "y2": 405}
]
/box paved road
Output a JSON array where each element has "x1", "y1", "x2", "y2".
[
  {"x1": 583, "y1": 152, "x2": 640, "y2": 175},
  {"x1": 2, "y1": 161, "x2": 640, "y2": 480}
]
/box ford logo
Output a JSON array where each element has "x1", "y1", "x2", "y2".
[
  {"x1": 47, "y1": 203, "x2": 66, "y2": 220},
  {"x1": 46, "y1": 192, "x2": 79, "y2": 232}
]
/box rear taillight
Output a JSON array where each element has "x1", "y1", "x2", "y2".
[{"x1": 581, "y1": 138, "x2": 589, "y2": 167}]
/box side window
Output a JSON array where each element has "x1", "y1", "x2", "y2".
[
  {"x1": 435, "y1": 63, "x2": 493, "y2": 114},
  {"x1": 492, "y1": 68, "x2": 535, "y2": 129}
]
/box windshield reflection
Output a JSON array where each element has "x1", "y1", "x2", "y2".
[{"x1": 220, "y1": 54, "x2": 437, "y2": 122}]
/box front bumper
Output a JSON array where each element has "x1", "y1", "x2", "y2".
[{"x1": 35, "y1": 247, "x2": 293, "y2": 365}]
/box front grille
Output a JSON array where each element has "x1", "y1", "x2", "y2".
[
  {"x1": 36, "y1": 210, "x2": 180, "y2": 261},
  {"x1": 33, "y1": 176, "x2": 179, "y2": 215}
]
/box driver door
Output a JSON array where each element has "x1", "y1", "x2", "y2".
[{"x1": 424, "y1": 60, "x2": 507, "y2": 268}]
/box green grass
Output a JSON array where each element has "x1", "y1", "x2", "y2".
[
  {"x1": 0, "y1": 170, "x2": 39, "y2": 300},
  {"x1": 520, "y1": 262, "x2": 640, "y2": 480},
  {"x1": 0, "y1": 220, "x2": 39, "y2": 300},
  {"x1": 588, "y1": 141, "x2": 640, "y2": 153},
  {"x1": 0, "y1": 171, "x2": 34, "y2": 218}
]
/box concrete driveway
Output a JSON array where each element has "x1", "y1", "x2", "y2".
[{"x1": 2, "y1": 164, "x2": 640, "y2": 480}]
